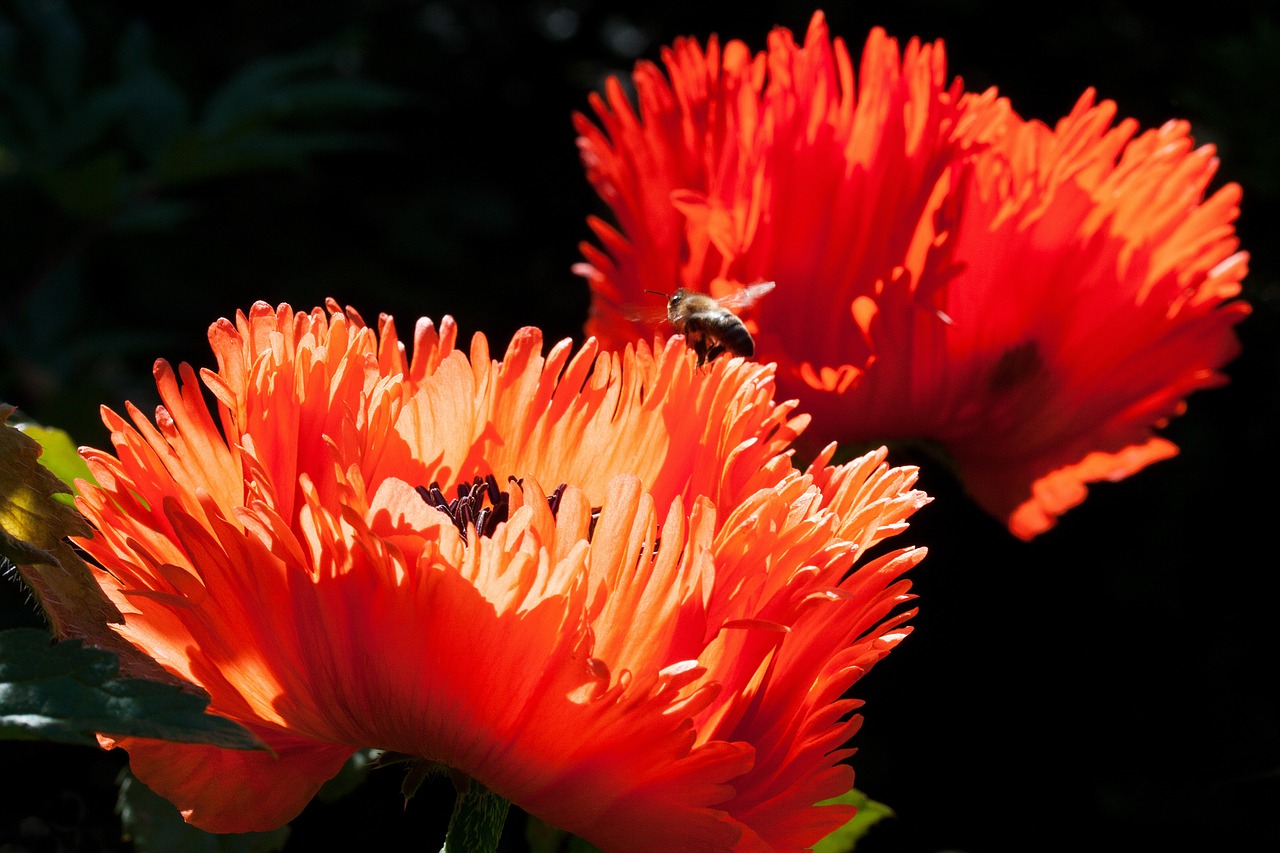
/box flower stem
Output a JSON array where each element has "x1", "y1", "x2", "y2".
[{"x1": 439, "y1": 773, "x2": 510, "y2": 853}]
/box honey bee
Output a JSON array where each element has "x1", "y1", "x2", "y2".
[{"x1": 643, "y1": 281, "x2": 776, "y2": 366}]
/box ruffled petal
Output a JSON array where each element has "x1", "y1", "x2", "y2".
[{"x1": 112, "y1": 730, "x2": 354, "y2": 834}]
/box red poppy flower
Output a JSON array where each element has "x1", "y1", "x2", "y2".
[
  {"x1": 574, "y1": 10, "x2": 1249, "y2": 539},
  {"x1": 73, "y1": 300, "x2": 928, "y2": 851}
]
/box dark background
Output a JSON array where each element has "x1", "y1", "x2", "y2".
[{"x1": 1, "y1": 1, "x2": 1277, "y2": 851}]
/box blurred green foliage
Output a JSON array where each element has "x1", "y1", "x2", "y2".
[
  {"x1": 0, "y1": 0, "x2": 403, "y2": 216},
  {"x1": 0, "y1": 0, "x2": 406, "y2": 447}
]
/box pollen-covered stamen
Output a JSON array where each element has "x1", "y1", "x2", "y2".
[{"x1": 416, "y1": 476, "x2": 597, "y2": 542}]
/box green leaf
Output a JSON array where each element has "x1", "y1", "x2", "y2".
[
  {"x1": 118, "y1": 769, "x2": 291, "y2": 853},
  {"x1": 812, "y1": 788, "x2": 896, "y2": 853},
  {"x1": 0, "y1": 627, "x2": 265, "y2": 750},
  {"x1": 0, "y1": 403, "x2": 132, "y2": 646},
  {"x1": 14, "y1": 421, "x2": 95, "y2": 499}
]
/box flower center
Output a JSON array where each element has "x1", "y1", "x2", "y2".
[
  {"x1": 416, "y1": 476, "x2": 592, "y2": 542},
  {"x1": 416, "y1": 475, "x2": 510, "y2": 542},
  {"x1": 989, "y1": 340, "x2": 1043, "y2": 393}
]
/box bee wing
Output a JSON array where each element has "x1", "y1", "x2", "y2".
[
  {"x1": 620, "y1": 298, "x2": 671, "y2": 325},
  {"x1": 715, "y1": 280, "x2": 776, "y2": 311}
]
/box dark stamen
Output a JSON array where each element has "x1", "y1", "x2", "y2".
[
  {"x1": 547, "y1": 483, "x2": 566, "y2": 516},
  {"x1": 416, "y1": 474, "x2": 510, "y2": 543},
  {"x1": 416, "y1": 475, "x2": 594, "y2": 542}
]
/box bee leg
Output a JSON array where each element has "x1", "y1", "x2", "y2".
[
  {"x1": 687, "y1": 333, "x2": 711, "y2": 366},
  {"x1": 703, "y1": 342, "x2": 726, "y2": 363}
]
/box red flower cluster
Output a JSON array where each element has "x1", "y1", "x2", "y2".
[{"x1": 37, "y1": 10, "x2": 1252, "y2": 851}]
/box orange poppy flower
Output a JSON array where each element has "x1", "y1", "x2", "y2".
[
  {"x1": 72, "y1": 299, "x2": 928, "y2": 851},
  {"x1": 574, "y1": 10, "x2": 1249, "y2": 539}
]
